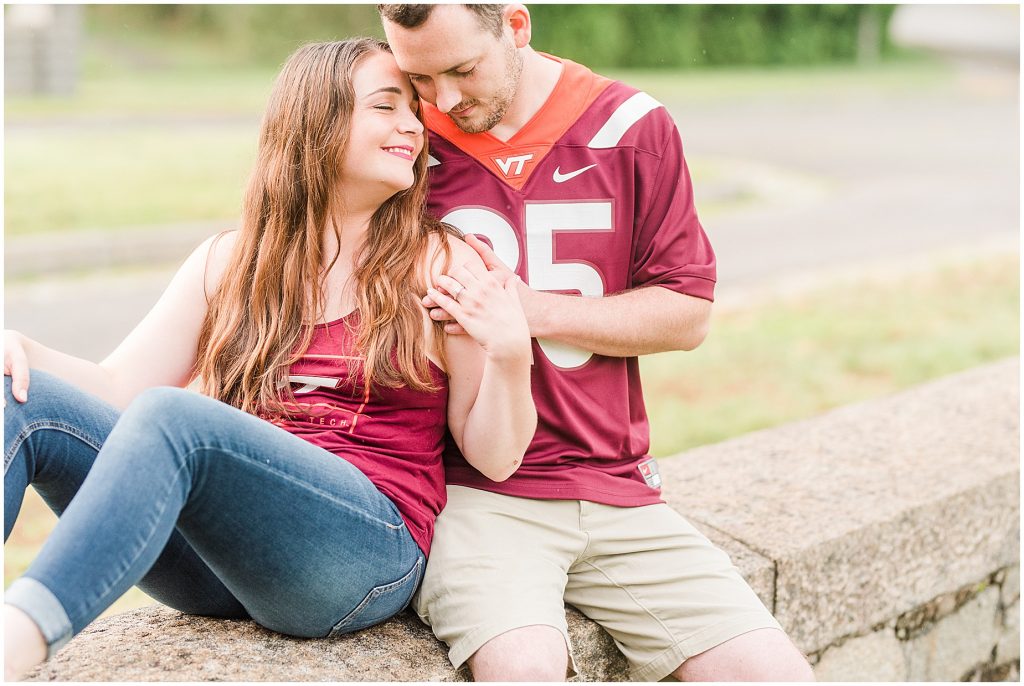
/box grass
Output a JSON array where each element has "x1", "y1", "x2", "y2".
[
  {"x1": 6, "y1": 252, "x2": 1018, "y2": 618},
  {"x1": 609, "y1": 58, "x2": 951, "y2": 106},
  {"x1": 5, "y1": 59, "x2": 950, "y2": 123},
  {"x1": 4, "y1": 69, "x2": 276, "y2": 122},
  {"x1": 5, "y1": 126, "x2": 257, "y2": 236},
  {"x1": 640, "y1": 253, "x2": 1020, "y2": 456}
]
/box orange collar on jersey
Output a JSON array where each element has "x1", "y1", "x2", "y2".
[{"x1": 423, "y1": 54, "x2": 613, "y2": 191}]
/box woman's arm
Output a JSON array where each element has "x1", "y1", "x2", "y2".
[
  {"x1": 430, "y1": 238, "x2": 536, "y2": 482},
  {"x1": 4, "y1": 232, "x2": 239, "y2": 410}
]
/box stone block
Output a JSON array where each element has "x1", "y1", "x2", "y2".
[
  {"x1": 812, "y1": 629, "x2": 907, "y2": 681},
  {"x1": 659, "y1": 359, "x2": 1019, "y2": 653},
  {"x1": 27, "y1": 605, "x2": 630, "y2": 682},
  {"x1": 27, "y1": 607, "x2": 462, "y2": 682},
  {"x1": 566, "y1": 606, "x2": 630, "y2": 681},
  {"x1": 996, "y1": 599, "x2": 1019, "y2": 664},
  {"x1": 1002, "y1": 566, "x2": 1020, "y2": 606},
  {"x1": 906, "y1": 586, "x2": 1001, "y2": 681}
]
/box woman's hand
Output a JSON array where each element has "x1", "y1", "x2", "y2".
[
  {"x1": 4, "y1": 330, "x2": 31, "y2": 403},
  {"x1": 426, "y1": 261, "x2": 531, "y2": 363}
]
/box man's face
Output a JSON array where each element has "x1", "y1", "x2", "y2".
[{"x1": 383, "y1": 5, "x2": 523, "y2": 134}]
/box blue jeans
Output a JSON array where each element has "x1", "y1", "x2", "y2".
[{"x1": 4, "y1": 370, "x2": 425, "y2": 658}]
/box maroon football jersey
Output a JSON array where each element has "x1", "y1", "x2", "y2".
[
  {"x1": 424, "y1": 56, "x2": 716, "y2": 506},
  {"x1": 257, "y1": 312, "x2": 448, "y2": 554}
]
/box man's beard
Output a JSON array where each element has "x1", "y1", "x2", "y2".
[{"x1": 450, "y1": 41, "x2": 523, "y2": 134}]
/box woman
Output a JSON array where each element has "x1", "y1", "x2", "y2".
[{"x1": 3, "y1": 39, "x2": 535, "y2": 680}]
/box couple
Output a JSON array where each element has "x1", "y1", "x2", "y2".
[{"x1": 4, "y1": 5, "x2": 813, "y2": 682}]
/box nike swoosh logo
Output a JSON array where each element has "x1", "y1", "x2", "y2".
[{"x1": 552, "y1": 164, "x2": 597, "y2": 183}]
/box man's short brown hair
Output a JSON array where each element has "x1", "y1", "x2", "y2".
[{"x1": 377, "y1": 4, "x2": 506, "y2": 37}]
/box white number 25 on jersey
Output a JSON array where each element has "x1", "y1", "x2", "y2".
[{"x1": 442, "y1": 201, "x2": 612, "y2": 370}]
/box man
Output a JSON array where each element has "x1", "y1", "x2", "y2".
[{"x1": 380, "y1": 4, "x2": 815, "y2": 682}]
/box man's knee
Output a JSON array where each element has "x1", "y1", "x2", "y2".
[
  {"x1": 468, "y1": 624, "x2": 569, "y2": 682},
  {"x1": 674, "y1": 628, "x2": 815, "y2": 682}
]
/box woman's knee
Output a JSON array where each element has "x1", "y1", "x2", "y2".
[
  {"x1": 124, "y1": 386, "x2": 198, "y2": 420},
  {"x1": 111, "y1": 388, "x2": 244, "y2": 479},
  {"x1": 5, "y1": 370, "x2": 96, "y2": 424},
  {"x1": 117, "y1": 388, "x2": 212, "y2": 445}
]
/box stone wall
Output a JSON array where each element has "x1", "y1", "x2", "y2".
[
  {"x1": 811, "y1": 567, "x2": 1019, "y2": 681},
  {"x1": 23, "y1": 359, "x2": 1020, "y2": 681}
]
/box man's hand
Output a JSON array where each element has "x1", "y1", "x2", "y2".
[
  {"x1": 426, "y1": 260, "x2": 531, "y2": 362},
  {"x1": 423, "y1": 234, "x2": 535, "y2": 335},
  {"x1": 463, "y1": 234, "x2": 515, "y2": 280}
]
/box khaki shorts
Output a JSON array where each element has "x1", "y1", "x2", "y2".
[{"x1": 414, "y1": 485, "x2": 782, "y2": 682}]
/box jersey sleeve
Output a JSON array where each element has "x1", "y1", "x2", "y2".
[{"x1": 630, "y1": 110, "x2": 717, "y2": 301}]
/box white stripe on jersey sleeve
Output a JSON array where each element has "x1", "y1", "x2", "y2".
[
  {"x1": 587, "y1": 92, "x2": 664, "y2": 149},
  {"x1": 428, "y1": 154, "x2": 441, "y2": 167}
]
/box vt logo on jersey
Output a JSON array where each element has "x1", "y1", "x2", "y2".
[
  {"x1": 488, "y1": 145, "x2": 548, "y2": 188},
  {"x1": 494, "y1": 153, "x2": 533, "y2": 177}
]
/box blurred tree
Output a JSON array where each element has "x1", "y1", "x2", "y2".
[
  {"x1": 84, "y1": 5, "x2": 897, "y2": 71},
  {"x1": 529, "y1": 4, "x2": 898, "y2": 68}
]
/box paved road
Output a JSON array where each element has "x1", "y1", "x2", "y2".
[
  {"x1": 5, "y1": 57, "x2": 1019, "y2": 362},
  {"x1": 679, "y1": 68, "x2": 1019, "y2": 291}
]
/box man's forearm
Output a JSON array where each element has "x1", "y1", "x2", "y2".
[{"x1": 525, "y1": 285, "x2": 712, "y2": 357}]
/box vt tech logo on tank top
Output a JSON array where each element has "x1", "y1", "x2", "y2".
[{"x1": 259, "y1": 353, "x2": 370, "y2": 434}]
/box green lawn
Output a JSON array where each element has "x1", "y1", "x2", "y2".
[
  {"x1": 610, "y1": 59, "x2": 950, "y2": 105},
  {"x1": 6, "y1": 61, "x2": 950, "y2": 122},
  {"x1": 5, "y1": 126, "x2": 257, "y2": 235},
  {"x1": 641, "y1": 253, "x2": 1020, "y2": 456},
  {"x1": 5, "y1": 69, "x2": 276, "y2": 122}
]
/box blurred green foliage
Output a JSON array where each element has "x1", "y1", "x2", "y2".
[
  {"x1": 85, "y1": 4, "x2": 897, "y2": 70},
  {"x1": 531, "y1": 4, "x2": 899, "y2": 68}
]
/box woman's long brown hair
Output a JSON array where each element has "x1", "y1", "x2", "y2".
[{"x1": 194, "y1": 39, "x2": 453, "y2": 414}]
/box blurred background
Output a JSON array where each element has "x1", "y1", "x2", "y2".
[{"x1": 4, "y1": 4, "x2": 1019, "y2": 617}]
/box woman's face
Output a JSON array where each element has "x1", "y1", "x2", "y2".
[{"x1": 339, "y1": 51, "x2": 425, "y2": 208}]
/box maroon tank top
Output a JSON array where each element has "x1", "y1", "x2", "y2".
[{"x1": 257, "y1": 312, "x2": 448, "y2": 555}]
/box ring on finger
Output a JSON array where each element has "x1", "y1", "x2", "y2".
[{"x1": 450, "y1": 284, "x2": 464, "y2": 301}]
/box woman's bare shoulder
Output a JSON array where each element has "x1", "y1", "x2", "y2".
[
  {"x1": 424, "y1": 229, "x2": 484, "y2": 281},
  {"x1": 191, "y1": 229, "x2": 242, "y2": 296}
]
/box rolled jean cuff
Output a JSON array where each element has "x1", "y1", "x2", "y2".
[{"x1": 6, "y1": 577, "x2": 74, "y2": 659}]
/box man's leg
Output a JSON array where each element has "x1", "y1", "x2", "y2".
[
  {"x1": 565, "y1": 501, "x2": 809, "y2": 682},
  {"x1": 672, "y1": 628, "x2": 815, "y2": 681},
  {"x1": 413, "y1": 486, "x2": 581, "y2": 681},
  {"x1": 468, "y1": 625, "x2": 568, "y2": 682}
]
